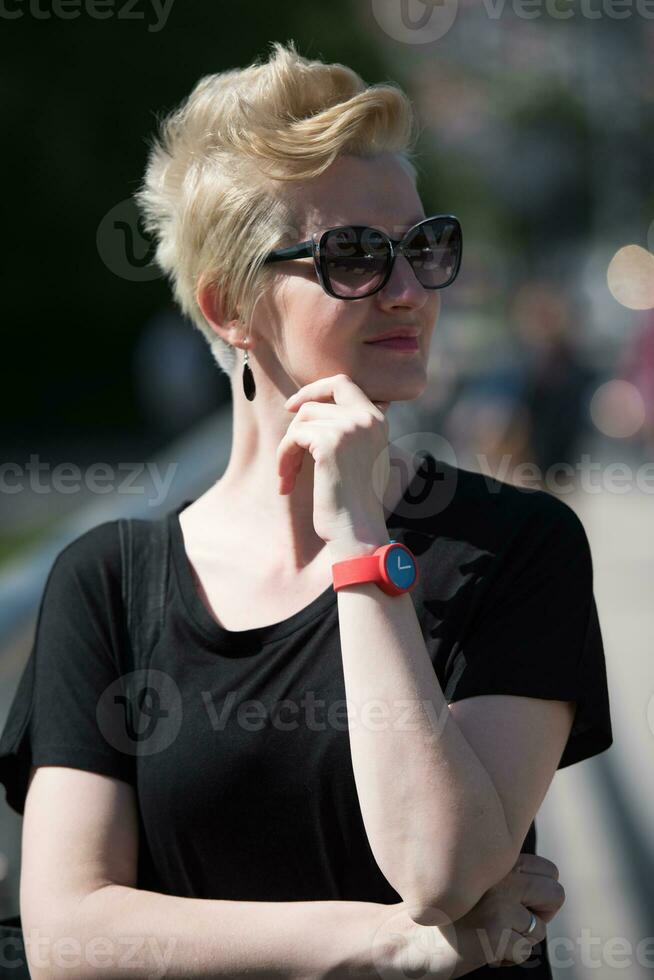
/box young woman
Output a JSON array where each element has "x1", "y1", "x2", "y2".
[{"x1": 0, "y1": 40, "x2": 612, "y2": 978}]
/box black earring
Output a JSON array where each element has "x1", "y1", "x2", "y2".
[{"x1": 242, "y1": 340, "x2": 256, "y2": 401}]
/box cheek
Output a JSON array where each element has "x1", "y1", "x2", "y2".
[
  {"x1": 269, "y1": 281, "x2": 320, "y2": 343},
  {"x1": 272, "y1": 277, "x2": 360, "y2": 355},
  {"x1": 298, "y1": 296, "x2": 353, "y2": 346},
  {"x1": 423, "y1": 298, "x2": 441, "y2": 337}
]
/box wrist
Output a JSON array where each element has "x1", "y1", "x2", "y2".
[{"x1": 326, "y1": 529, "x2": 389, "y2": 565}]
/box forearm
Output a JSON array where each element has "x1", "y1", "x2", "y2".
[
  {"x1": 328, "y1": 536, "x2": 517, "y2": 920},
  {"x1": 29, "y1": 885, "x2": 388, "y2": 980}
]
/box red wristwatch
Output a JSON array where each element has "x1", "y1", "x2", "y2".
[{"x1": 332, "y1": 539, "x2": 419, "y2": 596}]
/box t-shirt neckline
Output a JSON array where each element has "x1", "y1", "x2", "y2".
[{"x1": 168, "y1": 452, "x2": 435, "y2": 647}]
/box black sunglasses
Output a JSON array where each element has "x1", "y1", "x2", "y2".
[{"x1": 262, "y1": 214, "x2": 462, "y2": 300}]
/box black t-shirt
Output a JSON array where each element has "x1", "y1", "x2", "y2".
[{"x1": 0, "y1": 455, "x2": 613, "y2": 978}]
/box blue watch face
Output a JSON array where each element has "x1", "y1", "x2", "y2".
[{"x1": 385, "y1": 543, "x2": 417, "y2": 589}]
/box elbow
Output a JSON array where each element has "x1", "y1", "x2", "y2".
[
  {"x1": 401, "y1": 829, "x2": 520, "y2": 927},
  {"x1": 403, "y1": 850, "x2": 517, "y2": 926},
  {"x1": 403, "y1": 884, "x2": 481, "y2": 926}
]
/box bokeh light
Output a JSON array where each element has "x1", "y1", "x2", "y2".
[
  {"x1": 607, "y1": 245, "x2": 654, "y2": 311},
  {"x1": 589, "y1": 379, "x2": 647, "y2": 439}
]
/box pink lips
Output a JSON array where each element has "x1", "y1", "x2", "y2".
[{"x1": 366, "y1": 337, "x2": 419, "y2": 351}]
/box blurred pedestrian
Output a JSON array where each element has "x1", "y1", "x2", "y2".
[{"x1": 509, "y1": 281, "x2": 595, "y2": 491}]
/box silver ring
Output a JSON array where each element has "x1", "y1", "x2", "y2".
[{"x1": 523, "y1": 912, "x2": 538, "y2": 936}]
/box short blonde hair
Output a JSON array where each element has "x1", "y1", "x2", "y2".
[{"x1": 134, "y1": 39, "x2": 422, "y2": 379}]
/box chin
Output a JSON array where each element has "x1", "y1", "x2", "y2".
[{"x1": 367, "y1": 374, "x2": 428, "y2": 404}]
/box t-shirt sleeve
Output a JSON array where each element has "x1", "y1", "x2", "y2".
[
  {"x1": 0, "y1": 522, "x2": 136, "y2": 817},
  {"x1": 444, "y1": 493, "x2": 613, "y2": 770}
]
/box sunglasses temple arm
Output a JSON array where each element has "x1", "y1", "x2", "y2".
[{"x1": 263, "y1": 241, "x2": 313, "y2": 264}]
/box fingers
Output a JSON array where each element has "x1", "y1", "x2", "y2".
[
  {"x1": 492, "y1": 908, "x2": 547, "y2": 968},
  {"x1": 500, "y1": 922, "x2": 547, "y2": 967},
  {"x1": 284, "y1": 373, "x2": 373, "y2": 414},
  {"x1": 288, "y1": 401, "x2": 374, "y2": 428},
  {"x1": 519, "y1": 875, "x2": 566, "y2": 920},
  {"x1": 484, "y1": 912, "x2": 546, "y2": 968},
  {"x1": 518, "y1": 908, "x2": 546, "y2": 944},
  {"x1": 514, "y1": 853, "x2": 559, "y2": 880},
  {"x1": 277, "y1": 400, "x2": 385, "y2": 494},
  {"x1": 276, "y1": 420, "x2": 332, "y2": 492},
  {"x1": 510, "y1": 856, "x2": 565, "y2": 927}
]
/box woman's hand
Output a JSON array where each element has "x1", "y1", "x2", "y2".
[
  {"x1": 446, "y1": 852, "x2": 564, "y2": 975},
  {"x1": 278, "y1": 374, "x2": 391, "y2": 547},
  {"x1": 369, "y1": 853, "x2": 565, "y2": 978}
]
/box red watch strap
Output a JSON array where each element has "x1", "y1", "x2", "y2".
[{"x1": 332, "y1": 553, "x2": 381, "y2": 591}]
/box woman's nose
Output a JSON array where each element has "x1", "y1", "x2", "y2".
[{"x1": 378, "y1": 253, "x2": 428, "y2": 307}]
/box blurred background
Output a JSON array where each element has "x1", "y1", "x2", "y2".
[{"x1": 1, "y1": 2, "x2": 653, "y2": 977}]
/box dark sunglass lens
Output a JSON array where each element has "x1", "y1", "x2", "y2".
[
  {"x1": 323, "y1": 227, "x2": 389, "y2": 297},
  {"x1": 403, "y1": 219, "x2": 461, "y2": 287}
]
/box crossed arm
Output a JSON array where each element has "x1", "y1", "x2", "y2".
[{"x1": 333, "y1": 575, "x2": 576, "y2": 924}]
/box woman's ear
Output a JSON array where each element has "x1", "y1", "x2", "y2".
[{"x1": 197, "y1": 280, "x2": 240, "y2": 342}]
